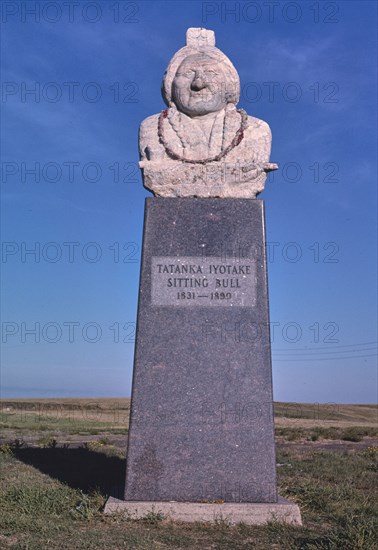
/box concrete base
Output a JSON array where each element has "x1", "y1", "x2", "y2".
[{"x1": 104, "y1": 496, "x2": 302, "y2": 525}]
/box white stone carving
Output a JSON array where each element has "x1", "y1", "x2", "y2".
[{"x1": 139, "y1": 28, "x2": 277, "y2": 198}]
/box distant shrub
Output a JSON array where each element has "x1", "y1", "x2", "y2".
[
  {"x1": 341, "y1": 428, "x2": 363, "y2": 442},
  {"x1": 0, "y1": 444, "x2": 14, "y2": 457}
]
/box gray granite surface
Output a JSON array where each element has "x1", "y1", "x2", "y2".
[{"x1": 124, "y1": 198, "x2": 277, "y2": 503}]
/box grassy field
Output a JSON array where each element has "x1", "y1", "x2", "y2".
[{"x1": 0, "y1": 399, "x2": 377, "y2": 549}]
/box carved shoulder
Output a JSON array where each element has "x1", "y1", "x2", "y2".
[
  {"x1": 139, "y1": 114, "x2": 161, "y2": 160},
  {"x1": 242, "y1": 115, "x2": 272, "y2": 162},
  {"x1": 247, "y1": 115, "x2": 272, "y2": 138}
]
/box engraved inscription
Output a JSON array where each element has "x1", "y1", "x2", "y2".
[{"x1": 151, "y1": 256, "x2": 256, "y2": 307}]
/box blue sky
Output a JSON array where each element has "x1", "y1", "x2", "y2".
[{"x1": 1, "y1": 0, "x2": 377, "y2": 403}]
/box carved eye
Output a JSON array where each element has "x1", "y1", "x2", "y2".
[
  {"x1": 176, "y1": 70, "x2": 194, "y2": 78},
  {"x1": 204, "y1": 70, "x2": 218, "y2": 80}
]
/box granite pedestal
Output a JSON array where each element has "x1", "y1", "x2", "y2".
[{"x1": 124, "y1": 197, "x2": 279, "y2": 504}]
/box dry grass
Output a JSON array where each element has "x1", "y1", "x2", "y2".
[
  {"x1": 1, "y1": 439, "x2": 377, "y2": 549},
  {"x1": 274, "y1": 402, "x2": 377, "y2": 428},
  {"x1": 0, "y1": 398, "x2": 131, "y2": 435},
  {"x1": 0, "y1": 399, "x2": 377, "y2": 548}
]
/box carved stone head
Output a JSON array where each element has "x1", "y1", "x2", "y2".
[{"x1": 162, "y1": 28, "x2": 240, "y2": 110}]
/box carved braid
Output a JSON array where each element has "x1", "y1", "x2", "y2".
[{"x1": 166, "y1": 110, "x2": 189, "y2": 155}]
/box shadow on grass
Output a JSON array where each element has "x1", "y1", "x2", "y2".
[{"x1": 13, "y1": 446, "x2": 125, "y2": 498}]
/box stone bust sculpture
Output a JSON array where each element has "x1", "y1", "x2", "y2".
[{"x1": 139, "y1": 28, "x2": 277, "y2": 198}]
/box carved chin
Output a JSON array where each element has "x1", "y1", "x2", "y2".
[{"x1": 177, "y1": 98, "x2": 225, "y2": 116}]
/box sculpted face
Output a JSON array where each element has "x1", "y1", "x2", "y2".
[{"x1": 172, "y1": 54, "x2": 229, "y2": 117}]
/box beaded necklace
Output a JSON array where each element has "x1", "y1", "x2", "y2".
[{"x1": 157, "y1": 108, "x2": 248, "y2": 165}]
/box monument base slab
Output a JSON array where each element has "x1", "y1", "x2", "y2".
[{"x1": 104, "y1": 496, "x2": 302, "y2": 525}]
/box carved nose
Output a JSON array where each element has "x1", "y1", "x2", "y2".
[{"x1": 191, "y1": 77, "x2": 206, "y2": 91}]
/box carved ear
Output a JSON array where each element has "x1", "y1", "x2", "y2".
[{"x1": 225, "y1": 91, "x2": 234, "y2": 103}]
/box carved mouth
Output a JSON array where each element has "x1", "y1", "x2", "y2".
[{"x1": 190, "y1": 90, "x2": 217, "y2": 101}]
